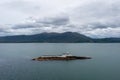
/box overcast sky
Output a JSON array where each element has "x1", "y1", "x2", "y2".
[{"x1": 0, "y1": 0, "x2": 120, "y2": 38}]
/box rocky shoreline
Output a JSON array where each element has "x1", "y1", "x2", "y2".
[{"x1": 32, "y1": 55, "x2": 91, "y2": 61}]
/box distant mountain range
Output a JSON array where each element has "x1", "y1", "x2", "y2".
[{"x1": 0, "y1": 32, "x2": 120, "y2": 43}]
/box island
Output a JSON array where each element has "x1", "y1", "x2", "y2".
[{"x1": 32, "y1": 53, "x2": 91, "y2": 61}]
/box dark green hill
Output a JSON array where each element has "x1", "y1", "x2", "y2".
[
  {"x1": 93, "y1": 38, "x2": 120, "y2": 43},
  {"x1": 0, "y1": 32, "x2": 120, "y2": 43},
  {"x1": 0, "y1": 32, "x2": 93, "y2": 43}
]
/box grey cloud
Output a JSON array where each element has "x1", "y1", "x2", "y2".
[
  {"x1": 13, "y1": 16, "x2": 70, "y2": 30},
  {"x1": 0, "y1": 27, "x2": 9, "y2": 33},
  {"x1": 69, "y1": 0, "x2": 120, "y2": 25},
  {"x1": 0, "y1": 28, "x2": 5, "y2": 32},
  {"x1": 13, "y1": 24, "x2": 35, "y2": 29},
  {"x1": 5, "y1": 15, "x2": 73, "y2": 35},
  {"x1": 0, "y1": 26, "x2": 13, "y2": 36},
  {"x1": 85, "y1": 22, "x2": 120, "y2": 30},
  {"x1": 83, "y1": 27, "x2": 120, "y2": 38},
  {"x1": 36, "y1": 16, "x2": 70, "y2": 26},
  {"x1": 12, "y1": 23, "x2": 42, "y2": 29},
  {"x1": 3, "y1": 0, "x2": 41, "y2": 14},
  {"x1": 0, "y1": 0, "x2": 120, "y2": 38}
]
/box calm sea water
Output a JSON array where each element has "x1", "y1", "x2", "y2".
[{"x1": 0, "y1": 43, "x2": 120, "y2": 80}]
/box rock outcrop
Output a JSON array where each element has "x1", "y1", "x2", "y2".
[{"x1": 32, "y1": 55, "x2": 91, "y2": 61}]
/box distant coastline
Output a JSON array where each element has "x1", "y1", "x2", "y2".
[{"x1": 0, "y1": 32, "x2": 120, "y2": 43}]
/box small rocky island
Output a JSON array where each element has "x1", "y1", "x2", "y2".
[{"x1": 32, "y1": 53, "x2": 91, "y2": 61}]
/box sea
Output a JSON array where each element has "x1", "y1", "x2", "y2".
[{"x1": 0, "y1": 43, "x2": 120, "y2": 80}]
